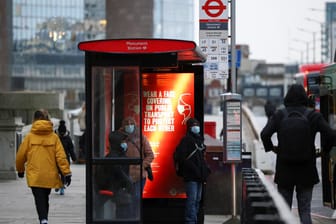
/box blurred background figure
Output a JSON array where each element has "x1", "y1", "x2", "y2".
[
  {"x1": 264, "y1": 100, "x2": 276, "y2": 120},
  {"x1": 78, "y1": 102, "x2": 86, "y2": 163},
  {"x1": 55, "y1": 120, "x2": 77, "y2": 195}
]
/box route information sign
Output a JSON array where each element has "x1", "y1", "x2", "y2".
[
  {"x1": 221, "y1": 93, "x2": 242, "y2": 163},
  {"x1": 199, "y1": 0, "x2": 229, "y2": 80}
]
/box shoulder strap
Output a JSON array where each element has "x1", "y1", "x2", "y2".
[
  {"x1": 185, "y1": 143, "x2": 204, "y2": 160},
  {"x1": 282, "y1": 108, "x2": 311, "y2": 118},
  {"x1": 186, "y1": 147, "x2": 198, "y2": 160}
]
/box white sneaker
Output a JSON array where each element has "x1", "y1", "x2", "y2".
[{"x1": 40, "y1": 219, "x2": 48, "y2": 224}]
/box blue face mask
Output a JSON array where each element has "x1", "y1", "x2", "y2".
[
  {"x1": 125, "y1": 124, "x2": 135, "y2": 134},
  {"x1": 120, "y1": 142, "x2": 128, "y2": 151},
  {"x1": 191, "y1": 126, "x2": 200, "y2": 134}
]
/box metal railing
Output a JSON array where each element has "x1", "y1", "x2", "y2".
[{"x1": 241, "y1": 168, "x2": 299, "y2": 224}]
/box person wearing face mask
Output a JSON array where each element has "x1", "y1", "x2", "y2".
[
  {"x1": 118, "y1": 116, "x2": 154, "y2": 218},
  {"x1": 94, "y1": 131, "x2": 133, "y2": 219},
  {"x1": 177, "y1": 117, "x2": 210, "y2": 224}
]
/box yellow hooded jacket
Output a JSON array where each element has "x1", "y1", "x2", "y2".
[{"x1": 16, "y1": 120, "x2": 71, "y2": 188}]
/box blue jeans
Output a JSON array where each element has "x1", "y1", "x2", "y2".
[
  {"x1": 132, "y1": 178, "x2": 146, "y2": 219},
  {"x1": 185, "y1": 181, "x2": 202, "y2": 224},
  {"x1": 278, "y1": 185, "x2": 313, "y2": 224}
]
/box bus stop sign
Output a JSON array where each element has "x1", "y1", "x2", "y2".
[{"x1": 221, "y1": 93, "x2": 242, "y2": 163}]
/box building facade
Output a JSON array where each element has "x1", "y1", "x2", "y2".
[
  {"x1": 325, "y1": 2, "x2": 336, "y2": 63},
  {"x1": 0, "y1": 1, "x2": 12, "y2": 92},
  {"x1": 9, "y1": 0, "x2": 197, "y2": 107},
  {"x1": 11, "y1": 0, "x2": 106, "y2": 106}
]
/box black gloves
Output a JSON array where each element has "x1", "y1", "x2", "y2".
[
  {"x1": 145, "y1": 166, "x2": 153, "y2": 181},
  {"x1": 18, "y1": 172, "x2": 24, "y2": 178},
  {"x1": 272, "y1": 146, "x2": 279, "y2": 154},
  {"x1": 64, "y1": 174, "x2": 72, "y2": 186}
]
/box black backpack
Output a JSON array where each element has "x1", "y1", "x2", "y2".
[{"x1": 277, "y1": 108, "x2": 314, "y2": 162}]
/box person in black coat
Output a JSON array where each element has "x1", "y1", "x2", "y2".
[
  {"x1": 55, "y1": 120, "x2": 77, "y2": 195},
  {"x1": 57, "y1": 120, "x2": 77, "y2": 163},
  {"x1": 260, "y1": 84, "x2": 336, "y2": 224},
  {"x1": 94, "y1": 131, "x2": 133, "y2": 219},
  {"x1": 178, "y1": 118, "x2": 210, "y2": 224}
]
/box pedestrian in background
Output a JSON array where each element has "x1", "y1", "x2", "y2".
[
  {"x1": 260, "y1": 84, "x2": 336, "y2": 224},
  {"x1": 264, "y1": 99, "x2": 276, "y2": 120},
  {"x1": 16, "y1": 109, "x2": 72, "y2": 224},
  {"x1": 176, "y1": 117, "x2": 210, "y2": 224},
  {"x1": 55, "y1": 119, "x2": 77, "y2": 195},
  {"x1": 78, "y1": 102, "x2": 86, "y2": 163}
]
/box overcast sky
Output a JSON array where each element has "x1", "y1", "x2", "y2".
[{"x1": 235, "y1": 0, "x2": 329, "y2": 64}]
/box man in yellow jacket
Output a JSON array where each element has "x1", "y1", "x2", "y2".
[{"x1": 16, "y1": 110, "x2": 72, "y2": 224}]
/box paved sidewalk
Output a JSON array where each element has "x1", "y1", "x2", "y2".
[
  {"x1": 0, "y1": 164, "x2": 229, "y2": 224},
  {"x1": 1, "y1": 164, "x2": 335, "y2": 224},
  {"x1": 0, "y1": 164, "x2": 86, "y2": 224}
]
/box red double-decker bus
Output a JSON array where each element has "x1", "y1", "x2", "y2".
[
  {"x1": 295, "y1": 63, "x2": 328, "y2": 92},
  {"x1": 294, "y1": 63, "x2": 329, "y2": 111}
]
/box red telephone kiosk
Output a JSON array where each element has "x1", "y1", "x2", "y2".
[{"x1": 78, "y1": 39, "x2": 206, "y2": 223}]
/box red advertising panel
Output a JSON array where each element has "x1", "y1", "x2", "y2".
[{"x1": 141, "y1": 73, "x2": 195, "y2": 198}]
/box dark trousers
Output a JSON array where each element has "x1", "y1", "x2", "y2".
[
  {"x1": 278, "y1": 185, "x2": 313, "y2": 224},
  {"x1": 31, "y1": 187, "x2": 51, "y2": 222}
]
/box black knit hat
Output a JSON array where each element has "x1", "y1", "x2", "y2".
[
  {"x1": 108, "y1": 131, "x2": 127, "y2": 156},
  {"x1": 58, "y1": 120, "x2": 66, "y2": 134},
  {"x1": 109, "y1": 131, "x2": 125, "y2": 144},
  {"x1": 186, "y1": 118, "x2": 199, "y2": 129}
]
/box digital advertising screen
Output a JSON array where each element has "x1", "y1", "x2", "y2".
[{"x1": 141, "y1": 73, "x2": 195, "y2": 198}]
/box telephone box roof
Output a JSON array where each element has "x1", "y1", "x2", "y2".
[{"x1": 78, "y1": 38, "x2": 206, "y2": 63}]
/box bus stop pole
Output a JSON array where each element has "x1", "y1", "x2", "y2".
[
  {"x1": 230, "y1": 0, "x2": 237, "y2": 94},
  {"x1": 231, "y1": 163, "x2": 237, "y2": 217},
  {"x1": 224, "y1": 0, "x2": 239, "y2": 223}
]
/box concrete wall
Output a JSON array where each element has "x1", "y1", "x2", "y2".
[
  {"x1": 0, "y1": 91, "x2": 65, "y2": 179},
  {"x1": 0, "y1": 91, "x2": 64, "y2": 125}
]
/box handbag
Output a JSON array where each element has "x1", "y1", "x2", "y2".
[{"x1": 145, "y1": 165, "x2": 153, "y2": 181}]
